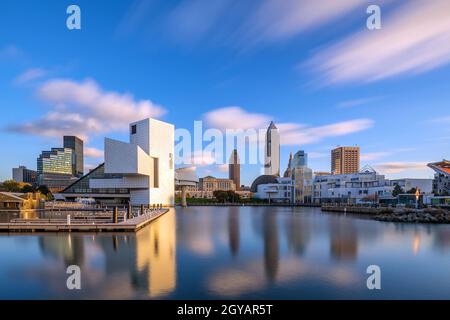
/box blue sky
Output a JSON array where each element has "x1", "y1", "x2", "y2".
[{"x1": 1, "y1": 0, "x2": 449, "y2": 185}]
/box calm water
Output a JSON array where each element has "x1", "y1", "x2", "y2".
[{"x1": 1, "y1": 206, "x2": 450, "y2": 299}]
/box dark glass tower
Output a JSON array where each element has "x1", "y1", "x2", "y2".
[{"x1": 64, "y1": 136, "x2": 84, "y2": 177}]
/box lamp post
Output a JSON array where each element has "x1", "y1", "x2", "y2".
[{"x1": 415, "y1": 187, "x2": 420, "y2": 210}]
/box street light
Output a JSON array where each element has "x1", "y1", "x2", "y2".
[{"x1": 415, "y1": 187, "x2": 420, "y2": 209}]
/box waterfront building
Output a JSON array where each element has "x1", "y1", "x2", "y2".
[
  {"x1": 199, "y1": 176, "x2": 236, "y2": 192},
  {"x1": 331, "y1": 146, "x2": 360, "y2": 174},
  {"x1": 313, "y1": 166, "x2": 392, "y2": 204},
  {"x1": 0, "y1": 192, "x2": 43, "y2": 211},
  {"x1": 264, "y1": 121, "x2": 280, "y2": 177},
  {"x1": 63, "y1": 136, "x2": 84, "y2": 177},
  {"x1": 428, "y1": 160, "x2": 450, "y2": 196},
  {"x1": 252, "y1": 176, "x2": 293, "y2": 203},
  {"x1": 390, "y1": 178, "x2": 433, "y2": 194},
  {"x1": 292, "y1": 166, "x2": 313, "y2": 204},
  {"x1": 37, "y1": 147, "x2": 77, "y2": 192},
  {"x1": 282, "y1": 150, "x2": 313, "y2": 204},
  {"x1": 62, "y1": 163, "x2": 130, "y2": 205},
  {"x1": 12, "y1": 166, "x2": 37, "y2": 184},
  {"x1": 229, "y1": 149, "x2": 240, "y2": 190},
  {"x1": 90, "y1": 118, "x2": 175, "y2": 206}
]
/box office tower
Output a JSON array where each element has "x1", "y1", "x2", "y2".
[
  {"x1": 64, "y1": 136, "x2": 84, "y2": 177},
  {"x1": 229, "y1": 149, "x2": 240, "y2": 190},
  {"x1": 331, "y1": 146, "x2": 360, "y2": 175},
  {"x1": 12, "y1": 166, "x2": 37, "y2": 184},
  {"x1": 37, "y1": 148, "x2": 77, "y2": 191},
  {"x1": 264, "y1": 121, "x2": 280, "y2": 176},
  {"x1": 292, "y1": 150, "x2": 308, "y2": 168}
]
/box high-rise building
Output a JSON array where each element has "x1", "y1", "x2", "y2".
[
  {"x1": 292, "y1": 150, "x2": 308, "y2": 168},
  {"x1": 37, "y1": 148, "x2": 77, "y2": 192},
  {"x1": 331, "y1": 146, "x2": 360, "y2": 175},
  {"x1": 12, "y1": 166, "x2": 37, "y2": 184},
  {"x1": 64, "y1": 136, "x2": 84, "y2": 177},
  {"x1": 264, "y1": 121, "x2": 280, "y2": 177},
  {"x1": 229, "y1": 149, "x2": 240, "y2": 190}
]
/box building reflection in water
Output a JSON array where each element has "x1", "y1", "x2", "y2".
[
  {"x1": 329, "y1": 217, "x2": 358, "y2": 261},
  {"x1": 285, "y1": 211, "x2": 310, "y2": 256},
  {"x1": 262, "y1": 208, "x2": 279, "y2": 282},
  {"x1": 38, "y1": 210, "x2": 177, "y2": 298},
  {"x1": 228, "y1": 207, "x2": 240, "y2": 257},
  {"x1": 134, "y1": 209, "x2": 177, "y2": 298},
  {"x1": 39, "y1": 234, "x2": 85, "y2": 267}
]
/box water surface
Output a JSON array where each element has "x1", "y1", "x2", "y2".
[{"x1": 1, "y1": 206, "x2": 449, "y2": 299}]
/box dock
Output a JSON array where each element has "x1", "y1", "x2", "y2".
[{"x1": 0, "y1": 208, "x2": 169, "y2": 233}]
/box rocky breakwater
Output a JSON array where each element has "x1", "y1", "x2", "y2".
[{"x1": 374, "y1": 208, "x2": 450, "y2": 224}]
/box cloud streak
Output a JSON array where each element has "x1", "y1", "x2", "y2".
[
  {"x1": 204, "y1": 106, "x2": 374, "y2": 146},
  {"x1": 307, "y1": 0, "x2": 450, "y2": 84},
  {"x1": 6, "y1": 78, "x2": 166, "y2": 140}
]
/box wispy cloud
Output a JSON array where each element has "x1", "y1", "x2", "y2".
[
  {"x1": 204, "y1": 106, "x2": 374, "y2": 146},
  {"x1": 0, "y1": 44, "x2": 23, "y2": 60},
  {"x1": 85, "y1": 147, "x2": 103, "y2": 159},
  {"x1": 14, "y1": 68, "x2": 48, "y2": 85},
  {"x1": 336, "y1": 96, "x2": 384, "y2": 109},
  {"x1": 307, "y1": 0, "x2": 450, "y2": 84},
  {"x1": 243, "y1": 0, "x2": 373, "y2": 45},
  {"x1": 373, "y1": 162, "x2": 429, "y2": 174},
  {"x1": 6, "y1": 78, "x2": 166, "y2": 140},
  {"x1": 430, "y1": 116, "x2": 450, "y2": 124},
  {"x1": 361, "y1": 152, "x2": 392, "y2": 161}
]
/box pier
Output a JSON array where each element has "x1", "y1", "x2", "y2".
[{"x1": 0, "y1": 207, "x2": 170, "y2": 233}]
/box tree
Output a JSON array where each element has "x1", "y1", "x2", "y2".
[
  {"x1": 0, "y1": 180, "x2": 22, "y2": 192},
  {"x1": 406, "y1": 188, "x2": 417, "y2": 194},
  {"x1": 213, "y1": 190, "x2": 241, "y2": 203},
  {"x1": 37, "y1": 185, "x2": 52, "y2": 199},
  {"x1": 21, "y1": 184, "x2": 36, "y2": 193},
  {"x1": 392, "y1": 184, "x2": 404, "y2": 197}
]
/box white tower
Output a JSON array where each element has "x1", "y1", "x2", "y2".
[{"x1": 264, "y1": 121, "x2": 280, "y2": 176}]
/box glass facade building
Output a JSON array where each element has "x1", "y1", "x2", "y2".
[
  {"x1": 37, "y1": 148, "x2": 73, "y2": 175},
  {"x1": 64, "y1": 136, "x2": 84, "y2": 177}
]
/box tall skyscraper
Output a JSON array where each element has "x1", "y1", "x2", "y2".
[
  {"x1": 64, "y1": 136, "x2": 84, "y2": 177},
  {"x1": 264, "y1": 121, "x2": 280, "y2": 176},
  {"x1": 331, "y1": 146, "x2": 360, "y2": 174},
  {"x1": 229, "y1": 149, "x2": 240, "y2": 190}
]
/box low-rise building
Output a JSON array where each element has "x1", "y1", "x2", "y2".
[
  {"x1": 252, "y1": 176, "x2": 293, "y2": 203},
  {"x1": 428, "y1": 160, "x2": 450, "y2": 196},
  {"x1": 390, "y1": 178, "x2": 433, "y2": 194},
  {"x1": 0, "y1": 192, "x2": 44, "y2": 211},
  {"x1": 313, "y1": 166, "x2": 392, "y2": 204},
  {"x1": 199, "y1": 176, "x2": 236, "y2": 192}
]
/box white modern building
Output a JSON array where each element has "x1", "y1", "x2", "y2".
[
  {"x1": 313, "y1": 166, "x2": 392, "y2": 204},
  {"x1": 390, "y1": 178, "x2": 433, "y2": 194},
  {"x1": 90, "y1": 118, "x2": 175, "y2": 206},
  {"x1": 264, "y1": 121, "x2": 280, "y2": 177},
  {"x1": 252, "y1": 176, "x2": 293, "y2": 203}
]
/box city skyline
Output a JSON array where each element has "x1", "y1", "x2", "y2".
[{"x1": 1, "y1": 1, "x2": 449, "y2": 185}]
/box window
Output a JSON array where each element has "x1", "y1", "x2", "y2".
[
  {"x1": 131, "y1": 125, "x2": 137, "y2": 135},
  {"x1": 152, "y1": 157, "x2": 159, "y2": 188}
]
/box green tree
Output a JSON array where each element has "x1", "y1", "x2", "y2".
[
  {"x1": 0, "y1": 180, "x2": 21, "y2": 192},
  {"x1": 392, "y1": 184, "x2": 404, "y2": 197},
  {"x1": 21, "y1": 184, "x2": 36, "y2": 193},
  {"x1": 406, "y1": 188, "x2": 417, "y2": 194}
]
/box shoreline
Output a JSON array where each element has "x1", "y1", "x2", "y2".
[{"x1": 321, "y1": 205, "x2": 450, "y2": 224}]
